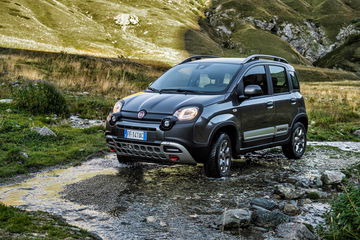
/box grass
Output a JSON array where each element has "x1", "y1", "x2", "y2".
[
  {"x1": 0, "y1": 203, "x2": 98, "y2": 239},
  {"x1": 0, "y1": 103, "x2": 106, "y2": 179},
  {"x1": 0, "y1": 47, "x2": 168, "y2": 98},
  {"x1": 301, "y1": 80, "x2": 360, "y2": 141},
  {"x1": 0, "y1": 0, "x2": 209, "y2": 64}
]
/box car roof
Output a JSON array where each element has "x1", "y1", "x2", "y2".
[{"x1": 188, "y1": 57, "x2": 295, "y2": 71}]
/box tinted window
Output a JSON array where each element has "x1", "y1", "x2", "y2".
[
  {"x1": 270, "y1": 66, "x2": 289, "y2": 93},
  {"x1": 150, "y1": 63, "x2": 241, "y2": 93},
  {"x1": 290, "y1": 71, "x2": 300, "y2": 90},
  {"x1": 243, "y1": 66, "x2": 268, "y2": 95}
]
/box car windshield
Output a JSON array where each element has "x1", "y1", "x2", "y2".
[{"x1": 149, "y1": 62, "x2": 242, "y2": 93}]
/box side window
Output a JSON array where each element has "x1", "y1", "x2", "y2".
[
  {"x1": 290, "y1": 71, "x2": 300, "y2": 90},
  {"x1": 243, "y1": 66, "x2": 268, "y2": 95},
  {"x1": 270, "y1": 66, "x2": 289, "y2": 94}
]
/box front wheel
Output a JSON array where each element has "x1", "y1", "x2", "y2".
[
  {"x1": 282, "y1": 122, "x2": 307, "y2": 159},
  {"x1": 204, "y1": 133, "x2": 232, "y2": 178}
]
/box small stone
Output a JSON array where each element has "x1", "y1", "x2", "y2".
[
  {"x1": 145, "y1": 216, "x2": 156, "y2": 223},
  {"x1": 306, "y1": 190, "x2": 328, "y2": 199},
  {"x1": 189, "y1": 214, "x2": 199, "y2": 219},
  {"x1": 276, "y1": 223, "x2": 316, "y2": 240},
  {"x1": 218, "y1": 209, "x2": 252, "y2": 229},
  {"x1": 32, "y1": 127, "x2": 57, "y2": 137},
  {"x1": 275, "y1": 184, "x2": 305, "y2": 199},
  {"x1": 302, "y1": 198, "x2": 312, "y2": 204},
  {"x1": 20, "y1": 152, "x2": 29, "y2": 158},
  {"x1": 283, "y1": 204, "x2": 300, "y2": 216},
  {"x1": 159, "y1": 221, "x2": 167, "y2": 227},
  {"x1": 251, "y1": 198, "x2": 278, "y2": 210},
  {"x1": 321, "y1": 171, "x2": 346, "y2": 185},
  {"x1": 0, "y1": 99, "x2": 13, "y2": 103},
  {"x1": 253, "y1": 209, "x2": 290, "y2": 228},
  {"x1": 353, "y1": 130, "x2": 360, "y2": 136}
]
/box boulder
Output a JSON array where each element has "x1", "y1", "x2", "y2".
[
  {"x1": 275, "y1": 184, "x2": 305, "y2": 199},
  {"x1": 276, "y1": 223, "x2": 316, "y2": 240},
  {"x1": 218, "y1": 209, "x2": 252, "y2": 229},
  {"x1": 251, "y1": 198, "x2": 278, "y2": 210},
  {"x1": 253, "y1": 209, "x2": 290, "y2": 228},
  {"x1": 114, "y1": 14, "x2": 139, "y2": 26},
  {"x1": 321, "y1": 171, "x2": 345, "y2": 185}
]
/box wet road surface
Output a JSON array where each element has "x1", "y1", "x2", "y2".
[{"x1": 0, "y1": 142, "x2": 359, "y2": 239}]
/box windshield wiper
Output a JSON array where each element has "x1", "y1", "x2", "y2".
[
  {"x1": 147, "y1": 87, "x2": 160, "y2": 92},
  {"x1": 159, "y1": 89, "x2": 199, "y2": 94}
]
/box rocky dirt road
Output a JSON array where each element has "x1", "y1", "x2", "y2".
[{"x1": 0, "y1": 142, "x2": 359, "y2": 240}]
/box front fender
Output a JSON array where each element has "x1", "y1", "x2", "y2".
[{"x1": 193, "y1": 113, "x2": 239, "y2": 146}]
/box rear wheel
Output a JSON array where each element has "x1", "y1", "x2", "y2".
[
  {"x1": 204, "y1": 133, "x2": 232, "y2": 178},
  {"x1": 282, "y1": 122, "x2": 307, "y2": 159}
]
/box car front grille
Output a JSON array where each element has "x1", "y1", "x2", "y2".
[{"x1": 108, "y1": 138, "x2": 167, "y2": 160}]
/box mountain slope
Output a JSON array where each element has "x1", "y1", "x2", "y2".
[
  {"x1": 0, "y1": 0, "x2": 208, "y2": 64},
  {"x1": 0, "y1": 0, "x2": 359, "y2": 68}
]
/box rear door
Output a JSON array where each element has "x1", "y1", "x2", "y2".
[
  {"x1": 237, "y1": 65, "x2": 275, "y2": 148},
  {"x1": 268, "y1": 65, "x2": 297, "y2": 141}
]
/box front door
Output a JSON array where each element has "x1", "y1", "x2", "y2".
[{"x1": 237, "y1": 65, "x2": 275, "y2": 148}]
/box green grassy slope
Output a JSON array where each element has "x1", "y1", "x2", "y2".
[
  {"x1": 315, "y1": 34, "x2": 360, "y2": 73},
  {"x1": 1, "y1": 0, "x2": 359, "y2": 66},
  {"x1": 0, "y1": 0, "x2": 208, "y2": 64}
]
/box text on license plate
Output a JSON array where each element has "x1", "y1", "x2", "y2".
[{"x1": 124, "y1": 129, "x2": 147, "y2": 140}]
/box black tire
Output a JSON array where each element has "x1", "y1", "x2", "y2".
[
  {"x1": 282, "y1": 122, "x2": 307, "y2": 159},
  {"x1": 204, "y1": 133, "x2": 232, "y2": 178}
]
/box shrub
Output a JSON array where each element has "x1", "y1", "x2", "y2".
[
  {"x1": 324, "y1": 185, "x2": 360, "y2": 240},
  {"x1": 14, "y1": 81, "x2": 68, "y2": 115}
]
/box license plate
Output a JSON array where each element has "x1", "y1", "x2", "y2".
[{"x1": 124, "y1": 129, "x2": 147, "y2": 141}]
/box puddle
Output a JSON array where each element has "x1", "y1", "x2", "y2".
[{"x1": 0, "y1": 142, "x2": 359, "y2": 239}]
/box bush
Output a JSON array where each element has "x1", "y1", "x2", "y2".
[
  {"x1": 14, "y1": 81, "x2": 68, "y2": 115},
  {"x1": 324, "y1": 185, "x2": 360, "y2": 240}
]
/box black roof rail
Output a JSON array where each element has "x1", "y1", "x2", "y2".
[
  {"x1": 179, "y1": 55, "x2": 219, "y2": 64},
  {"x1": 243, "y1": 54, "x2": 288, "y2": 64}
]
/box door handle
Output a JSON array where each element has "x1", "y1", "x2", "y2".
[
  {"x1": 266, "y1": 101, "x2": 274, "y2": 109},
  {"x1": 291, "y1": 98, "x2": 297, "y2": 105}
]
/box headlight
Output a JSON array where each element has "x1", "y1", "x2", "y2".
[
  {"x1": 173, "y1": 107, "x2": 199, "y2": 121},
  {"x1": 112, "y1": 101, "x2": 123, "y2": 113}
]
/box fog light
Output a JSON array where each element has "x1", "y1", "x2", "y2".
[
  {"x1": 109, "y1": 148, "x2": 116, "y2": 153},
  {"x1": 160, "y1": 117, "x2": 176, "y2": 131},
  {"x1": 111, "y1": 115, "x2": 117, "y2": 122},
  {"x1": 169, "y1": 155, "x2": 179, "y2": 161}
]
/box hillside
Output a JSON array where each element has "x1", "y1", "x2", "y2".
[
  {"x1": 0, "y1": 0, "x2": 208, "y2": 64},
  {"x1": 0, "y1": 0, "x2": 359, "y2": 69}
]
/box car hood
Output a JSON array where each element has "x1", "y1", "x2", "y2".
[{"x1": 122, "y1": 92, "x2": 225, "y2": 114}]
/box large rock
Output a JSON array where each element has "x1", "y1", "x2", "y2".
[
  {"x1": 114, "y1": 14, "x2": 139, "y2": 26},
  {"x1": 253, "y1": 209, "x2": 290, "y2": 228},
  {"x1": 276, "y1": 223, "x2": 316, "y2": 240},
  {"x1": 31, "y1": 127, "x2": 57, "y2": 137},
  {"x1": 218, "y1": 209, "x2": 252, "y2": 229},
  {"x1": 275, "y1": 184, "x2": 305, "y2": 200},
  {"x1": 321, "y1": 171, "x2": 345, "y2": 185},
  {"x1": 251, "y1": 198, "x2": 278, "y2": 210}
]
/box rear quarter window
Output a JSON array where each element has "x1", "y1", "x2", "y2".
[{"x1": 290, "y1": 71, "x2": 300, "y2": 90}]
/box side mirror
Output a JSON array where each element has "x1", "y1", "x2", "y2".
[{"x1": 244, "y1": 85, "x2": 263, "y2": 97}]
